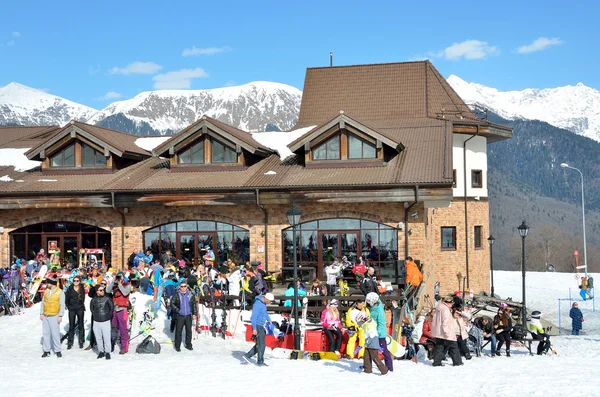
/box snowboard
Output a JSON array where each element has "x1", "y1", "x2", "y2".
[
  {"x1": 385, "y1": 335, "x2": 406, "y2": 358},
  {"x1": 29, "y1": 265, "x2": 48, "y2": 297},
  {"x1": 271, "y1": 348, "x2": 339, "y2": 361}
]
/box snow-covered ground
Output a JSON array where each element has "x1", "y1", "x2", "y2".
[{"x1": 1, "y1": 271, "x2": 599, "y2": 397}]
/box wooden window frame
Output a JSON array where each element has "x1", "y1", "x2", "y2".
[
  {"x1": 348, "y1": 133, "x2": 377, "y2": 160},
  {"x1": 471, "y1": 169, "x2": 483, "y2": 188},
  {"x1": 441, "y1": 226, "x2": 457, "y2": 250},
  {"x1": 210, "y1": 138, "x2": 237, "y2": 164},
  {"x1": 452, "y1": 169, "x2": 457, "y2": 188},
  {"x1": 50, "y1": 143, "x2": 75, "y2": 168},
  {"x1": 82, "y1": 143, "x2": 107, "y2": 167},
  {"x1": 312, "y1": 134, "x2": 341, "y2": 161},
  {"x1": 474, "y1": 225, "x2": 483, "y2": 250},
  {"x1": 178, "y1": 140, "x2": 205, "y2": 165}
]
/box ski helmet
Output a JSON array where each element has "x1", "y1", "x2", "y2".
[
  {"x1": 365, "y1": 292, "x2": 379, "y2": 305},
  {"x1": 531, "y1": 310, "x2": 542, "y2": 319}
]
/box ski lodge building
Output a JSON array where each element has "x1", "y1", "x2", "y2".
[{"x1": 0, "y1": 61, "x2": 512, "y2": 295}]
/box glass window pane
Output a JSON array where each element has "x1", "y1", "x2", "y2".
[
  {"x1": 179, "y1": 148, "x2": 190, "y2": 164},
  {"x1": 301, "y1": 231, "x2": 317, "y2": 263},
  {"x1": 197, "y1": 221, "x2": 215, "y2": 231},
  {"x1": 212, "y1": 140, "x2": 225, "y2": 163},
  {"x1": 348, "y1": 135, "x2": 362, "y2": 159},
  {"x1": 233, "y1": 231, "x2": 250, "y2": 264},
  {"x1": 327, "y1": 135, "x2": 340, "y2": 159},
  {"x1": 51, "y1": 153, "x2": 62, "y2": 167},
  {"x1": 300, "y1": 221, "x2": 318, "y2": 230},
  {"x1": 63, "y1": 144, "x2": 75, "y2": 167},
  {"x1": 11, "y1": 234, "x2": 26, "y2": 261},
  {"x1": 361, "y1": 220, "x2": 379, "y2": 229},
  {"x1": 217, "y1": 222, "x2": 233, "y2": 231},
  {"x1": 27, "y1": 234, "x2": 42, "y2": 260},
  {"x1": 83, "y1": 145, "x2": 95, "y2": 166},
  {"x1": 160, "y1": 232, "x2": 176, "y2": 256},
  {"x1": 319, "y1": 218, "x2": 360, "y2": 230},
  {"x1": 191, "y1": 142, "x2": 204, "y2": 163},
  {"x1": 363, "y1": 141, "x2": 376, "y2": 158},
  {"x1": 362, "y1": 230, "x2": 379, "y2": 262},
  {"x1": 177, "y1": 221, "x2": 197, "y2": 231},
  {"x1": 159, "y1": 223, "x2": 176, "y2": 232},
  {"x1": 224, "y1": 146, "x2": 237, "y2": 162},
  {"x1": 282, "y1": 230, "x2": 299, "y2": 264},
  {"x1": 217, "y1": 231, "x2": 232, "y2": 263},
  {"x1": 313, "y1": 144, "x2": 326, "y2": 160},
  {"x1": 144, "y1": 232, "x2": 160, "y2": 259},
  {"x1": 82, "y1": 233, "x2": 97, "y2": 248},
  {"x1": 379, "y1": 229, "x2": 398, "y2": 262},
  {"x1": 442, "y1": 227, "x2": 455, "y2": 249},
  {"x1": 97, "y1": 234, "x2": 111, "y2": 261},
  {"x1": 96, "y1": 153, "x2": 106, "y2": 166}
]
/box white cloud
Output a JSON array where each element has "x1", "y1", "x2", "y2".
[
  {"x1": 182, "y1": 46, "x2": 231, "y2": 57},
  {"x1": 12, "y1": 32, "x2": 20, "y2": 38},
  {"x1": 152, "y1": 68, "x2": 209, "y2": 89},
  {"x1": 434, "y1": 40, "x2": 499, "y2": 60},
  {"x1": 6, "y1": 40, "x2": 15, "y2": 46},
  {"x1": 109, "y1": 61, "x2": 163, "y2": 75},
  {"x1": 224, "y1": 80, "x2": 237, "y2": 87},
  {"x1": 516, "y1": 37, "x2": 563, "y2": 54},
  {"x1": 97, "y1": 91, "x2": 122, "y2": 100}
]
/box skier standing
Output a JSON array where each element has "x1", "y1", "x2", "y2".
[
  {"x1": 244, "y1": 292, "x2": 274, "y2": 366},
  {"x1": 366, "y1": 292, "x2": 392, "y2": 371},
  {"x1": 90, "y1": 284, "x2": 114, "y2": 360},
  {"x1": 355, "y1": 311, "x2": 388, "y2": 375},
  {"x1": 569, "y1": 302, "x2": 584, "y2": 336},
  {"x1": 40, "y1": 278, "x2": 65, "y2": 358},
  {"x1": 170, "y1": 281, "x2": 197, "y2": 351},
  {"x1": 65, "y1": 276, "x2": 86, "y2": 349},
  {"x1": 108, "y1": 273, "x2": 131, "y2": 354}
]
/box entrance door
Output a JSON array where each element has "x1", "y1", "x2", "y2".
[
  {"x1": 43, "y1": 234, "x2": 80, "y2": 266},
  {"x1": 197, "y1": 234, "x2": 215, "y2": 265},
  {"x1": 318, "y1": 231, "x2": 360, "y2": 278},
  {"x1": 176, "y1": 233, "x2": 216, "y2": 267}
]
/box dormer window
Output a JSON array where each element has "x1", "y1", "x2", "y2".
[
  {"x1": 348, "y1": 134, "x2": 376, "y2": 159},
  {"x1": 51, "y1": 144, "x2": 75, "y2": 167},
  {"x1": 82, "y1": 144, "x2": 107, "y2": 167},
  {"x1": 211, "y1": 138, "x2": 237, "y2": 163},
  {"x1": 313, "y1": 135, "x2": 340, "y2": 160},
  {"x1": 179, "y1": 141, "x2": 204, "y2": 164}
]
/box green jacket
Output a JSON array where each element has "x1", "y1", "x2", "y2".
[{"x1": 369, "y1": 300, "x2": 387, "y2": 338}]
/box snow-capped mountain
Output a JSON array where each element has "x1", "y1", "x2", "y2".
[
  {"x1": 88, "y1": 81, "x2": 302, "y2": 134},
  {"x1": 0, "y1": 82, "x2": 97, "y2": 126},
  {"x1": 448, "y1": 75, "x2": 600, "y2": 142}
]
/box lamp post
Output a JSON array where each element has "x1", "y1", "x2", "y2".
[
  {"x1": 286, "y1": 203, "x2": 302, "y2": 350},
  {"x1": 517, "y1": 220, "x2": 529, "y2": 326},
  {"x1": 488, "y1": 235, "x2": 495, "y2": 297},
  {"x1": 560, "y1": 163, "x2": 587, "y2": 277}
]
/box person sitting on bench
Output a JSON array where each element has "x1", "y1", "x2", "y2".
[{"x1": 529, "y1": 310, "x2": 551, "y2": 355}]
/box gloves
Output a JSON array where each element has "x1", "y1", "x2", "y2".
[{"x1": 582, "y1": 318, "x2": 584, "y2": 322}]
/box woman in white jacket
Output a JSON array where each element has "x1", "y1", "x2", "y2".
[{"x1": 227, "y1": 264, "x2": 242, "y2": 307}]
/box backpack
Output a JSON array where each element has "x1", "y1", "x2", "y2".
[
  {"x1": 511, "y1": 325, "x2": 528, "y2": 340},
  {"x1": 136, "y1": 335, "x2": 161, "y2": 354},
  {"x1": 588, "y1": 277, "x2": 594, "y2": 289}
]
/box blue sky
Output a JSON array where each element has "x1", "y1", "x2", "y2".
[{"x1": 1, "y1": 0, "x2": 598, "y2": 108}]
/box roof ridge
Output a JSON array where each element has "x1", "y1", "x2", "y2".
[
  {"x1": 306, "y1": 60, "x2": 430, "y2": 71},
  {"x1": 72, "y1": 120, "x2": 140, "y2": 139}
]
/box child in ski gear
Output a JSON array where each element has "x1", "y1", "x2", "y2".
[
  {"x1": 90, "y1": 284, "x2": 114, "y2": 360},
  {"x1": 65, "y1": 276, "x2": 86, "y2": 349},
  {"x1": 170, "y1": 281, "x2": 197, "y2": 351},
  {"x1": 453, "y1": 309, "x2": 471, "y2": 360},
  {"x1": 569, "y1": 302, "x2": 584, "y2": 335},
  {"x1": 431, "y1": 295, "x2": 462, "y2": 366},
  {"x1": 40, "y1": 278, "x2": 65, "y2": 358},
  {"x1": 494, "y1": 306, "x2": 512, "y2": 356},
  {"x1": 473, "y1": 316, "x2": 496, "y2": 356},
  {"x1": 108, "y1": 273, "x2": 131, "y2": 354},
  {"x1": 345, "y1": 299, "x2": 368, "y2": 358},
  {"x1": 366, "y1": 292, "x2": 393, "y2": 371},
  {"x1": 355, "y1": 310, "x2": 388, "y2": 375},
  {"x1": 321, "y1": 299, "x2": 343, "y2": 353},
  {"x1": 529, "y1": 310, "x2": 551, "y2": 354},
  {"x1": 245, "y1": 293, "x2": 274, "y2": 366}
]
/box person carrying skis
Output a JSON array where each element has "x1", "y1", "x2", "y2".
[
  {"x1": 90, "y1": 284, "x2": 114, "y2": 360},
  {"x1": 244, "y1": 292, "x2": 274, "y2": 366},
  {"x1": 108, "y1": 273, "x2": 131, "y2": 354},
  {"x1": 365, "y1": 292, "x2": 393, "y2": 372},
  {"x1": 321, "y1": 299, "x2": 343, "y2": 354},
  {"x1": 345, "y1": 298, "x2": 369, "y2": 358},
  {"x1": 170, "y1": 281, "x2": 197, "y2": 351},
  {"x1": 569, "y1": 302, "x2": 584, "y2": 335},
  {"x1": 431, "y1": 295, "x2": 462, "y2": 366},
  {"x1": 354, "y1": 310, "x2": 388, "y2": 375},
  {"x1": 40, "y1": 278, "x2": 65, "y2": 358},
  {"x1": 529, "y1": 310, "x2": 551, "y2": 354},
  {"x1": 65, "y1": 276, "x2": 86, "y2": 349}
]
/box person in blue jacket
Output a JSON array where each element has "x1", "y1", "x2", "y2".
[
  {"x1": 245, "y1": 292, "x2": 274, "y2": 366},
  {"x1": 365, "y1": 292, "x2": 392, "y2": 372},
  {"x1": 569, "y1": 302, "x2": 584, "y2": 335}
]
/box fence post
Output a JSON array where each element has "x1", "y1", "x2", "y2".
[{"x1": 558, "y1": 299, "x2": 561, "y2": 335}]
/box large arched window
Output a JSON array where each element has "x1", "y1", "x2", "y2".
[
  {"x1": 143, "y1": 220, "x2": 249, "y2": 266},
  {"x1": 282, "y1": 218, "x2": 397, "y2": 281},
  {"x1": 10, "y1": 222, "x2": 111, "y2": 265}
]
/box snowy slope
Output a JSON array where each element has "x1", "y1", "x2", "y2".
[
  {"x1": 448, "y1": 75, "x2": 600, "y2": 142},
  {"x1": 0, "y1": 82, "x2": 97, "y2": 126},
  {"x1": 87, "y1": 81, "x2": 302, "y2": 133}
]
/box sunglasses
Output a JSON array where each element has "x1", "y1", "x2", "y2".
[
  {"x1": 73, "y1": 279, "x2": 80, "y2": 282},
  {"x1": 98, "y1": 289, "x2": 105, "y2": 292},
  {"x1": 180, "y1": 285, "x2": 188, "y2": 288}
]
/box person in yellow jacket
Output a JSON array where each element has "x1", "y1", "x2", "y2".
[
  {"x1": 345, "y1": 299, "x2": 369, "y2": 358},
  {"x1": 40, "y1": 278, "x2": 65, "y2": 358}
]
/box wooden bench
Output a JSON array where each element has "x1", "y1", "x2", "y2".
[{"x1": 482, "y1": 338, "x2": 534, "y2": 355}]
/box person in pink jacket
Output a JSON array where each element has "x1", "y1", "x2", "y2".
[
  {"x1": 321, "y1": 299, "x2": 343, "y2": 353},
  {"x1": 431, "y1": 296, "x2": 462, "y2": 366}
]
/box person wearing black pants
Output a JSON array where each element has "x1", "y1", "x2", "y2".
[
  {"x1": 170, "y1": 281, "x2": 197, "y2": 351},
  {"x1": 65, "y1": 276, "x2": 86, "y2": 349},
  {"x1": 494, "y1": 307, "x2": 512, "y2": 357},
  {"x1": 324, "y1": 327, "x2": 343, "y2": 352},
  {"x1": 84, "y1": 280, "x2": 107, "y2": 350},
  {"x1": 321, "y1": 300, "x2": 343, "y2": 353}
]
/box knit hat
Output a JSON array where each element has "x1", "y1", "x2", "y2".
[{"x1": 46, "y1": 278, "x2": 57, "y2": 286}]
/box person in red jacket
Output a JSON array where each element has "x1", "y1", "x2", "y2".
[
  {"x1": 418, "y1": 311, "x2": 435, "y2": 359},
  {"x1": 107, "y1": 273, "x2": 131, "y2": 354}
]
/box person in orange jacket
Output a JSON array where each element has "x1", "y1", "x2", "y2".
[{"x1": 404, "y1": 257, "x2": 423, "y2": 309}]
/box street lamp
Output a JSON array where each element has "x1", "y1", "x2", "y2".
[
  {"x1": 560, "y1": 163, "x2": 587, "y2": 277},
  {"x1": 488, "y1": 235, "x2": 495, "y2": 297},
  {"x1": 517, "y1": 220, "x2": 529, "y2": 326},
  {"x1": 286, "y1": 203, "x2": 302, "y2": 350}
]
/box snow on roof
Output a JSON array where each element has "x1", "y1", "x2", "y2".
[
  {"x1": 0, "y1": 148, "x2": 40, "y2": 171},
  {"x1": 0, "y1": 175, "x2": 13, "y2": 182},
  {"x1": 251, "y1": 125, "x2": 315, "y2": 160},
  {"x1": 134, "y1": 136, "x2": 171, "y2": 152}
]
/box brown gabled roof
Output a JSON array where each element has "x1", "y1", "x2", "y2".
[
  {"x1": 296, "y1": 61, "x2": 478, "y2": 128},
  {"x1": 153, "y1": 115, "x2": 272, "y2": 157},
  {"x1": 25, "y1": 121, "x2": 151, "y2": 161},
  {"x1": 0, "y1": 126, "x2": 61, "y2": 149}
]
